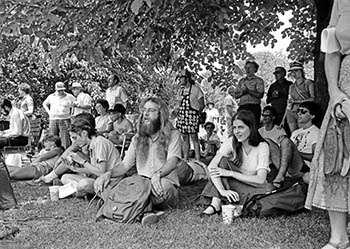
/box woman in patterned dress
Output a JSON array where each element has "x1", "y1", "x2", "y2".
[
  {"x1": 176, "y1": 69, "x2": 205, "y2": 161},
  {"x1": 305, "y1": 1, "x2": 350, "y2": 248}
]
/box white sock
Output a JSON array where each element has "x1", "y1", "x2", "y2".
[{"x1": 43, "y1": 171, "x2": 58, "y2": 183}]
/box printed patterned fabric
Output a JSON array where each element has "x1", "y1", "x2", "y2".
[{"x1": 176, "y1": 87, "x2": 199, "y2": 134}]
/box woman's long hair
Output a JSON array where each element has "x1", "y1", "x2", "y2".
[
  {"x1": 135, "y1": 97, "x2": 173, "y2": 162},
  {"x1": 231, "y1": 110, "x2": 264, "y2": 166}
]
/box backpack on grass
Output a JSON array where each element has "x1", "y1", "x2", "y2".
[
  {"x1": 96, "y1": 175, "x2": 152, "y2": 224},
  {"x1": 242, "y1": 178, "x2": 307, "y2": 218}
]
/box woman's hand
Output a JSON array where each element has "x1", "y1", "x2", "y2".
[
  {"x1": 94, "y1": 172, "x2": 111, "y2": 193},
  {"x1": 219, "y1": 189, "x2": 240, "y2": 203},
  {"x1": 209, "y1": 167, "x2": 232, "y2": 178}
]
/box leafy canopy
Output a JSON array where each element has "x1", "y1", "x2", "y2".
[{"x1": 0, "y1": 0, "x2": 316, "y2": 108}]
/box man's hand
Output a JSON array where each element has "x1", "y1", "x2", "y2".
[
  {"x1": 151, "y1": 172, "x2": 163, "y2": 198},
  {"x1": 94, "y1": 172, "x2": 111, "y2": 193},
  {"x1": 69, "y1": 152, "x2": 85, "y2": 165}
]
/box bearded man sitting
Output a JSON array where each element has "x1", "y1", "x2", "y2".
[{"x1": 94, "y1": 97, "x2": 182, "y2": 225}]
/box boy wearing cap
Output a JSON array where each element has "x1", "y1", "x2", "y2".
[
  {"x1": 43, "y1": 82, "x2": 76, "y2": 149},
  {"x1": 71, "y1": 82, "x2": 93, "y2": 116},
  {"x1": 266, "y1": 67, "x2": 292, "y2": 125}
]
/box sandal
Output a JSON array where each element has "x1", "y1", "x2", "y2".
[
  {"x1": 199, "y1": 204, "x2": 221, "y2": 218},
  {"x1": 326, "y1": 241, "x2": 350, "y2": 249}
]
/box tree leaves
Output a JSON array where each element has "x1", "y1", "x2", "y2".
[{"x1": 131, "y1": 0, "x2": 144, "y2": 15}]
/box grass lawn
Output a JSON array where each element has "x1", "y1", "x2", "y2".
[{"x1": 0, "y1": 180, "x2": 332, "y2": 249}]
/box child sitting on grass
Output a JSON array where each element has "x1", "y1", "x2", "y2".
[{"x1": 9, "y1": 135, "x2": 63, "y2": 181}]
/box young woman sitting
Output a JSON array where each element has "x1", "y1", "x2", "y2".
[{"x1": 200, "y1": 110, "x2": 275, "y2": 216}]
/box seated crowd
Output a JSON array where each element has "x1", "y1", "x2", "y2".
[{"x1": 0, "y1": 67, "x2": 321, "y2": 225}]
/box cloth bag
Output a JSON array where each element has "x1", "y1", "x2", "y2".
[
  {"x1": 242, "y1": 178, "x2": 307, "y2": 218},
  {"x1": 96, "y1": 175, "x2": 152, "y2": 224}
]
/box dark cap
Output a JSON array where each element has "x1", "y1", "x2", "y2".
[
  {"x1": 109, "y1": 103, "x2": 126, "y2": 115},
  {"x1": 273, "y1": 67, "x2": 286, "y2": 75}
]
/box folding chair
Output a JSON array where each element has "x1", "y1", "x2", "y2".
[{"x1": 117, "y1": 133, "x2": 134, "y2": 159}]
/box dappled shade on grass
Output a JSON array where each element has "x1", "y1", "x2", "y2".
[{"x1": 0, "y1": 181, "x2": 333, "y2": 249}]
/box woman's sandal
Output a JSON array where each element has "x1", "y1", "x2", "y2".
[
  {"x1": 326, "y1": 241, "x2": 350, "y2": 249},
  {"x1": 199, "y1": 204, "x2": 221, "y2": 218}
]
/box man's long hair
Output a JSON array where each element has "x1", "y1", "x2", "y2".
[{"x1": 135, "y1": 97, "x2": 172, "y2": 162}]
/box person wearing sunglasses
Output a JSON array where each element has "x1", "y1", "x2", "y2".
[
  {"x1": 282, "y1": 61, "x2": 315, "y2": 133},
  {"x1": 290, "y1": 102, "x2": 320, "y2": 184},
  {"x1": 259, "y1": 106, "x2": 305, "y2": 187},
  {"x1": 266, "y1": 67, "x2": 293, "y2": 126}
]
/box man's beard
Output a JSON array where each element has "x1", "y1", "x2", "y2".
[{"x1": 139, "y1": 116, "x2": 161, "y2": 137}]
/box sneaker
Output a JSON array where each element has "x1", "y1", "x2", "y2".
[{"x1": 141, "y1": 211, "x2": 165, "y2": 225}]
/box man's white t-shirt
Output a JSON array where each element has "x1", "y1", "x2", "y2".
[
  {"x1": 290, "y1": 124, "x2": 320, "y2": 167},
  {"x1": 259, "y1": 125, "x2": 287, "y2": 146}
]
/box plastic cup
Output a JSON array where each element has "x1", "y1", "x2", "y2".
[
  {"x1": 49, "y1": 186, "x2": 60, "y2": 201},
  {"x1": 222, "y1": 204, "x2": 235, "y2": 225}
]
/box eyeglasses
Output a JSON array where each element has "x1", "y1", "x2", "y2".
[
  {"x1": 262, "y1": 113, "x2": 272, "y2": 117},
  {"x1": 296, "y1": 108, "x2": 309, "y2": 114},
  {"x1": 141, "y1": 108, "x2": 159, "y2": 114}
]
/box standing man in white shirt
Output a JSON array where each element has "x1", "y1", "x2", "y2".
[
  {"x1": 0, "y1": 99, "x2": 30, "y2": 149},
  {"x1": 43, "y1": 82, "x2": 76, "y2": 149},
  {"x1": 71, "y1": 82, "x2": 93, "y2": 116},
  {"x1": 105, "y1": 74, "x2": 129, "y2": 109}
]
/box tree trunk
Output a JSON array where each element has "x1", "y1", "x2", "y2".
[{"x1": 313, "y1": 0, "x2": 333, "y2": 118}]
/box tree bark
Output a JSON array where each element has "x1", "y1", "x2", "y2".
[{"x1": 313, "y1": 0, "x2": 333, "y2": 118}]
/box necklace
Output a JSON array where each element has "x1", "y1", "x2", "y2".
[{"x1": 242, "y1": 145, "x2": 252, "y2": 155}]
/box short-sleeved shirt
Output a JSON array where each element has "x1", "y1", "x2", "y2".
[
  {"x1": 113, "y1": 118, "x2": 134, "y2": 134},
  {"x1": 95, "y1": 115, "x2": 112, "y2": 133},
  {"x1": 43, "y1": 92, "x2": 76, "y2": 120},
  {"x1": 266, "y1": 79, "x2": 292, "y2": 114},
  {"x1": 123, "y1": 129, "x2": 182, "y2": 186},
  {"x1": 329, "y1": 0, "x2": 350, "y2": 55},
  {"x1": 259, "y1": 125, "x2": 287, "y2": 146},
  {"x1": 237, "y1": 75, "x2": 264, "y2": 106},
  {"x1": 89, "y1": 136, "x2": 121, "y2": 173},
  {"x1": 72, "y1": 92, "x2": 92, "y2": 116},
  {"x1": 106, "y1": 85, "x2": 129, "y2": 109},
  {"x1": 200, "y1": 133, "x2": 221, "y2": 152},
  {"x1": 218, "y1": 137, "x2": 270, "y2": 175},
  {"x1": 3, "y1": 107, "x2": 30, "y2": 137},
  {"x1": 20, "y1": 95, "x2": 34, "y2": 117},
  {"x1": 291, "y1": 125, "x2": 320, "y2": 167}
]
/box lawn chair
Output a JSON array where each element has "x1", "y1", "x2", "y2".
[{"x1": 116, "y1": 133, "x2": 134, "y2": 159}]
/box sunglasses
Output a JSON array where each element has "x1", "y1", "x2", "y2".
[
  {"x1": 297, "y1": 108, "x2": 309, "y2": 114},
  {"x1": 262, "y1": 113, "x2": 272, "y2": 117}
]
